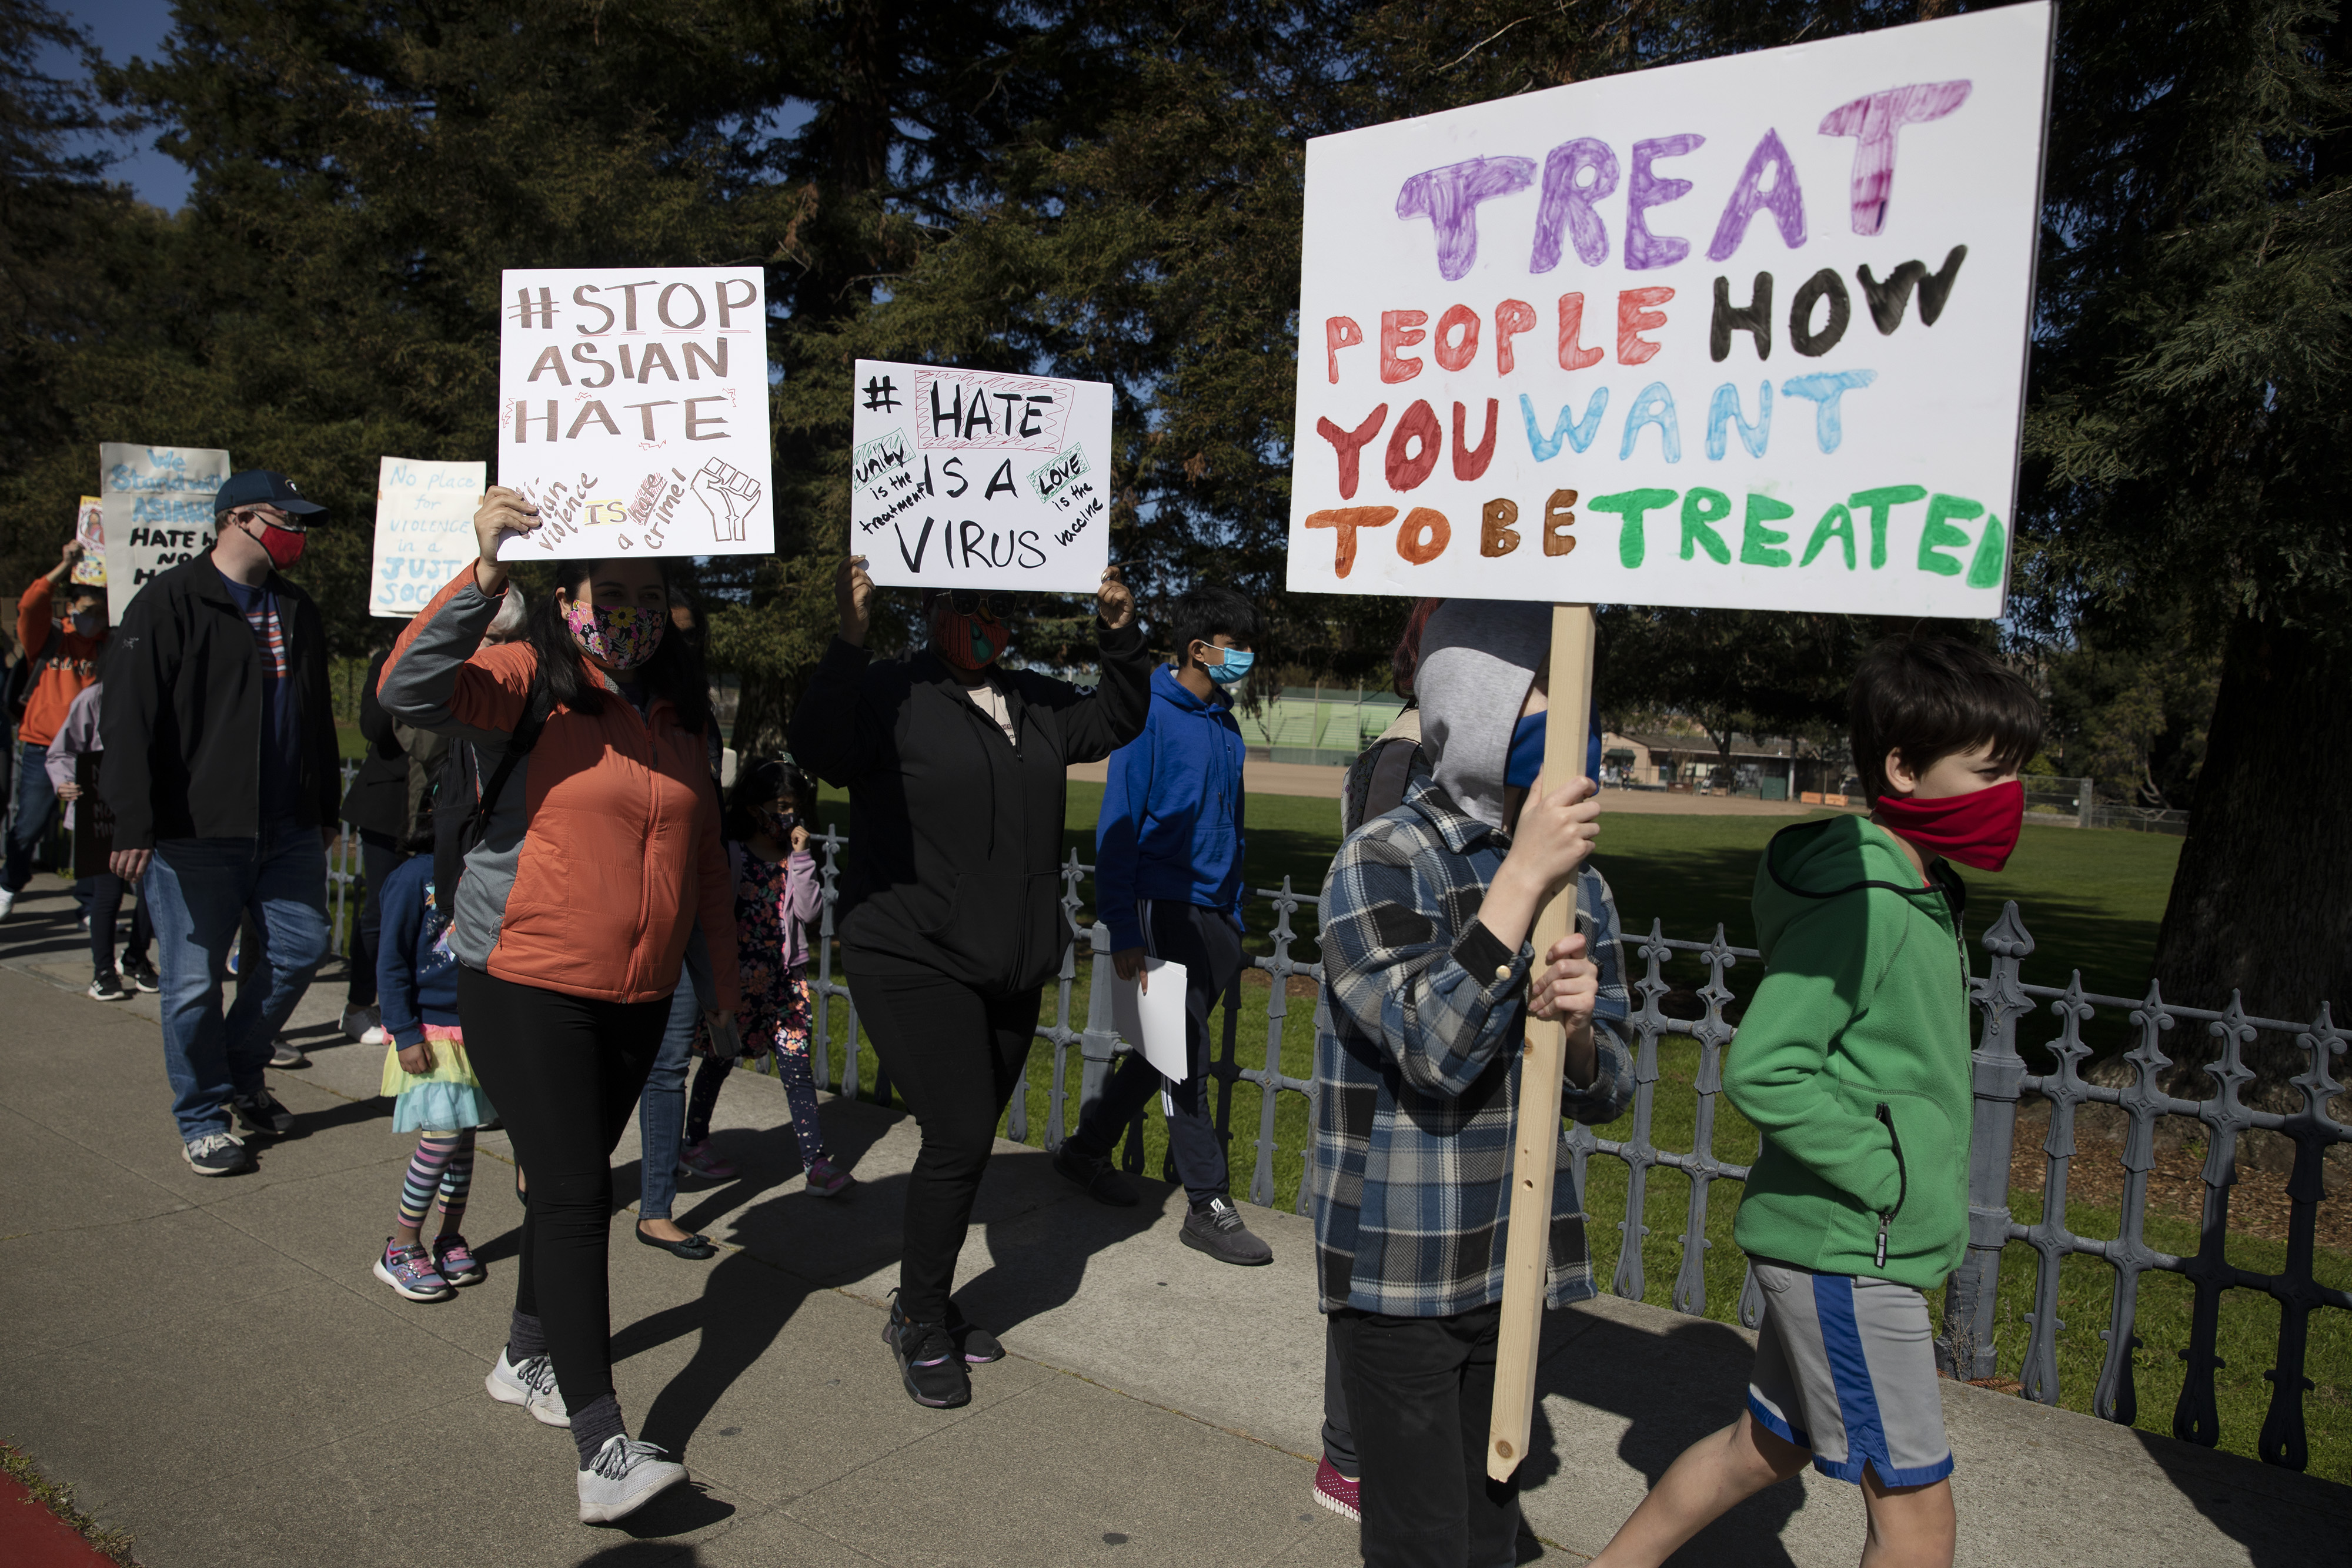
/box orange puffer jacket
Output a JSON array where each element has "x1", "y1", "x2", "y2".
[{"x1": 377, "y1": 567, "x2": 739, "y2": 1010}]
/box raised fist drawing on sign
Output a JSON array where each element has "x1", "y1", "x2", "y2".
[{"x1": 692, "y1": 457, "x2": 761, "y2": 542}]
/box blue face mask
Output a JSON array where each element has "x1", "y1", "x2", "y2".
[
  {"x1": 1505, "y1": 710, "x2": 1547, "y2": 789},
  {"x1": 1205, "y1": 646, "x2": 1254, "y2": 686}
]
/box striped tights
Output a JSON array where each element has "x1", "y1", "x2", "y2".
[{"x1": 393, "y1": 1129, "x2": 476, "y2": 1245}]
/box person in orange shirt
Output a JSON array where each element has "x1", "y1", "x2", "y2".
[{"x1": 0, "y1": 539, "x2": 109, "y2": 920}]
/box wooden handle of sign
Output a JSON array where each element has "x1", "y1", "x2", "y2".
[{"x1": 1487, "y1": 601, "x2": 1597, "y2": 1483}]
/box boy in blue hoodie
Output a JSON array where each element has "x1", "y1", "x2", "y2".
[{"x1": 1054, "y1": 584, "x2": 1270, "y2": 1266}]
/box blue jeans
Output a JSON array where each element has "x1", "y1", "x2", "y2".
[
  {"x1": 4, "y1": 738, "x2": 58, "y2": 892},
  {"x1": 145, "y1": 824, "x2": 332, "y2": 1141},
  {"x1": 636, "y1": 984, "x2": 701, "y2": 1221}
]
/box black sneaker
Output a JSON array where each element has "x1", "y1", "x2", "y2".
[
  {"x1": 183, "y1": 1131, "x2": 252, "y2": 1176},
  {"x1": 1053, "y1": 1141, "x2": 1139, "y2": 1207},
  {"x1": 121, "y1": 957, "x2": 161, "y2": 992},
  {"x1": 87, "y1": 971, "x2": 127, "y2": 1001},
  {"x1": 233, "y1": 1088, "x2": 295, "y2": 1135},
  {"x1": 945, "y1": 1300, "x2": 1005, "y2": 1365},
  {"x1": 883, "y1": 1294, "x2": 971, "y2": 1408},
  {"x1": 1181, "y1": 1197, "x2": 1274, "y2": 1266}
]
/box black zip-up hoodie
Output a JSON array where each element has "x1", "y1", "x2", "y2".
[
  {"x1": 99, "y1": 552, "x2": 339, "y2": 851},
  {"x1": 789, "y1": 620, "x2": 1151, "y2": 995}
]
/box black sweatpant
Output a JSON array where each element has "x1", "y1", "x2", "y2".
[
  {"x1": 1331, "y1": 1300, "x2": 1521, "y2": 1568},
  {"x1": 1066, "y1": 898, "x2": 1240, "y2": 1205},
  {"x1": 346, "y1": 833, "x2": 406, "y2": 1008},
  {"x1": 845, "y1": 951, "x2": 1040, "y2": 1323},
  {"x1": 457, "y1": 966, "x2": 668, "y2": 1419}
]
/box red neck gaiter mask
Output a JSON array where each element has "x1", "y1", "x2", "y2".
[{"x1": 1872, "y1": 779, "x2": 2024, "y2": 872}]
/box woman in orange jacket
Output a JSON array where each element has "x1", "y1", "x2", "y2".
[{"x1": 380, "y1": 487, "x2": 736, "y2": 1524}]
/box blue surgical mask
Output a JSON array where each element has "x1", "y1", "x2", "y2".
[
  {"x1": 1206, "y1": 647, "x2": 1254, "y2": 686},
  {"x1": 1505, "y1": 710, "x2": 1547, "y2": 789}
]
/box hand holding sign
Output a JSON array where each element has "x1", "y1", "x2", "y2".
[
  {"x1": 1095, "y1": 565, "x2": 1135, "y2": 630},
  {"x1": 473, "y1": 486, "x2": 542, "y2": 594},
  {"x1": 837, "y1": 554, "x2": 875, "y2": 647}
]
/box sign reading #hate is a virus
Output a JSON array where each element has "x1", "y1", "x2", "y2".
[
  {"x1": 496, "y1": 266, "x2": 773, "y2": 560},
  {"x1": 851, "y1": 359, "x2": 1115, "y2": 594},
  {"x1": 1288, "y1": 2, "x2": 2052, "y2": 615}
]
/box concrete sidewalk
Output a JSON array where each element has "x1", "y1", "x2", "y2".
[{"x1": 2, "y1": 870, "x2": 2344, "y2": 1567}]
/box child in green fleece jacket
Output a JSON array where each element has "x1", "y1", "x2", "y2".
[{"x1": 1594, "y1": 638, "x2": 2042, "y2": 1568}]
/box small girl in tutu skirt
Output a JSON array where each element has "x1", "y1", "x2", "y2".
[
  {"x1": 372, "y1": 848, "x2": 498, "y2": 1301},
  {"x1": 680, "y1": 757, "x2": 851, "y2": 1196}
]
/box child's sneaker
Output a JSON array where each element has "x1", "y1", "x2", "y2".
[
  {"x1": 1312, "y1": 1456, "x2": 1361, "y2": 1522},
  {"x1": 373, "y1": 1239, "x2": 453, "y2": 1302},
  {"x1": 432, "y1": 1233, "x2": 485, "y2": 1286},
  {"x1": 87, "y1": 971, "x2": 126, "y2": 1001},
  {"x1": 676, "y1": 1139, "x2": 737, "y2": 1180},
  {"x1": 804, "y1": 1155, "x2": 854, "y2": 1198}
]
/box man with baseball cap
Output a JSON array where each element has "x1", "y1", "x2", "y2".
[{"x1": 101, "y1": 470, "x2": 341, "y2": 1175}]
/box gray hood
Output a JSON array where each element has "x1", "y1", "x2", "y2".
[{"x1": 1415, "y1": 599, "x2": 1549, "y2": 831}]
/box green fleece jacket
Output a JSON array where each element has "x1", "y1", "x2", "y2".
[{"x1": 1725, "y1": 815, "x2": 1973, "y2": 1289}]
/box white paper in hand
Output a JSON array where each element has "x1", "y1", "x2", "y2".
[{"x1": 1111, "y1": 959, "x2": 1190, "y2": 1082}]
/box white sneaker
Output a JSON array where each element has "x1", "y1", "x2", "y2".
[
  {"x1": 485, "y1": 1349, "x2": 570, "y2": 1427},
  {"x1": 0, "y1": 887, "x2": 16, "y2": 920},
  {"x1": 576, "y1": 1435, "x2": 686, "y2": 1524}
]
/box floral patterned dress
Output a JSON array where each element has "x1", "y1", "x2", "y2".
[{"x1": 695, "y1": 845, "x2": 825, "y2": 1165}]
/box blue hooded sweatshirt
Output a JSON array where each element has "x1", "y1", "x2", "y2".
[
  {"x1": 376, "y1": 852, "x2": 461, "y2": 1046},
  {"x1": 1095, "y1": 663, "x2": 1247, "y2": 950}
]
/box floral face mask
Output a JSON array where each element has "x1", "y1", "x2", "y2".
[{"x1": 562, "y1": 600, "x2": 666, "y2": 671}]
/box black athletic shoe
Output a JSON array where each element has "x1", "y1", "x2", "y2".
[
  {"x1": 1181, "y1": 1197, "x2": 1274, "y2": 1266},
  {"x1": 87, "y1": 971, "x2": 127, "y2": 1001},
  {"x1": 121, "y1": 957, "x2": 161, "y2": 992},
  {"x1": 1053, "y1": 1141, "x2": 1139, "y2": 1207},
  {"x1": 945, "y1": 1300, "x2": 1005, "y2": 1364},
  {"x1": 883, "y1": 1295, "x2": 971, "y2": 1408},
  {"x1": 233, "y1": 1088, "x2": 295, "y2": 1136}
]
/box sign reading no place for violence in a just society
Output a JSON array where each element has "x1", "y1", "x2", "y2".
[
  {"x1": 853, "y1": 359, "x2": 1116, "y2": 594},
  {"x1": 1287, "y1": 2, "x2": 2052, "y2": 616},
  {"x1": 497, "y1": 266, "x2": 774, "y2": 560},
  {"x1": 371, "y1": 457, "x2": 489, "y2": 617}
]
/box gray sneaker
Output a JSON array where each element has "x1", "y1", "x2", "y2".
[
  {"x1": 485, "y1": 1349, "x2": 570, "y2": 1426},
  {"x1": 1181, "y1": 1197, "x2": 1273, "y2": 1266},
  {"x1": 1053, "y1": 1142, "x2": 1139, "y2": 1207},
  {"x1": 576, "y1": 1436, "x2": 687, "y2": 1524},
  {"x1": 270, "y1": 1037, "x2": 309, "y2": 1069},
  {"x1": 183, "y1": 1131, "x2": 251, "y2": 1176},
  {"x1": 233, "y1": 1088, "x2": 295, "y2": 1135}
]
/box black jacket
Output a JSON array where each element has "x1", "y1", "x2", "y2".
[
  {"x1": 100, "y1": 552, "x2": 340, "y2": 850},
  {"x1": 789, "y1": 620, "x2": 1151, "y2": 995},
  {"x1": 340, "y1": 645, "x2": 410, "y2": 837}
]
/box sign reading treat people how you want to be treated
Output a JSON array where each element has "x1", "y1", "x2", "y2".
[
  {"x1": 851, "y1": 359, "x2": 1116, "y2": 593},
  {"x1": 98, "y1": 442, "x2": 230, "y2": 624},
  {"x1": 1287, "y1": 1, "x2": 2053, "y2": 615},
  {"x1": 496, "y1": 266, "x2": 773, "y2": 560},
  {"x1": 371, "y1": 457, "x2": 488, "y2": 617}
]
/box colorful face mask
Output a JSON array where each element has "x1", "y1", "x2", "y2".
[
  {"x1": 562, "y1": 600, "x2": 666, "y2": 671},
  {"x1": 930, "y1": 597, "x2": 1008, "y2": 671},
  {"x1": 1203, "y1": 646, "x2": 1255, "y2": 687},
  {"x1": 1872, "y1": 778, "x2": 2025, "y2": 872}
]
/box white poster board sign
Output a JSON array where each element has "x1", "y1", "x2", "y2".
[
  {"x1": 1287, "y1": 3, "x2": 2052, "y2": 616},
  {"x1": 371, "y1": 457, "x2": 487, "y2": 617},
  {"x1": 496, "y1": 266, "x2": 772, "y2": 560},
  {"x1": 99, "y1": 443, "x2": 231, "y2": 624},
  {"x1": 1111, "y1": 960, "x2": 1192, "y2": 1084},
  {"x1": 851, "y1": 359, "x2": 1114, "y2": 593}
]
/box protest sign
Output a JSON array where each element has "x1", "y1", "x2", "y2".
[
  {"x1": 71, "y1": 497, "x2": 106, "y2": 587},
  {"x1": 850, "y1": 359, "x2": 1115, "y2": 593},
  {"x1": 495, "y1": 266, "x2": 773, "y2": 560},
  {"x1": 370, "y1": 457, "x2": 487, "y2": 617},
  {"x1": 99, "y1": 443, "x2": 231, "y2": 624},
  {"x1": 1287, "y1": 2, "x2": 2052, "y2": 617}
]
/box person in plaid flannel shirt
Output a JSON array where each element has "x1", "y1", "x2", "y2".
[{"x1": 1310, "y1": 599, "x2": 1635, "y2": 1567}]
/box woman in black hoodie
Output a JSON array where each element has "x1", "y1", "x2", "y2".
[{"x1": 790, "y1": 554, "x2": 1147, "y2": 1409}]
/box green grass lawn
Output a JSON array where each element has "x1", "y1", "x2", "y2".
[{"x1": 800, "y1": 780, "x2": 2344, "y2": 1480}]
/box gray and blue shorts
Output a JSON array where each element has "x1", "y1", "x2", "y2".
[{"x1": 1745, "y1": 1261, "x2": 1954, "y2": 1487}]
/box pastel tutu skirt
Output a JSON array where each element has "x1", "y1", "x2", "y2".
[{"x1": 379, "y1": 1023, "x2": 497, "y2": 1133}]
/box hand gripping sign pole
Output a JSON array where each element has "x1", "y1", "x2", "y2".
[{"x1": 1487, "y1": 602, "x2": 1595, "y2": 1482}]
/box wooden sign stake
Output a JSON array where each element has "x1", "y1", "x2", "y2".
[{"x1": 1487, "y1": 601, "x2": 1597, "y2": 1482}]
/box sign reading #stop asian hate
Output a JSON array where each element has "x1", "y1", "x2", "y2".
[
  {"x1": 1287, "y1": 2, "x2": 2053, "y2": 616},
  {"x1": 496, "y1": 266, "x2": 774, "y2": 560}
]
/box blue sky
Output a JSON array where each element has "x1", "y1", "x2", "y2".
[{"x1": 39, "y1": 0, "x2": 192, "y2": 209}]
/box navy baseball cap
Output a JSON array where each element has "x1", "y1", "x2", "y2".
[{"x1": 213, "y1": 470, "x2": 328, "y2": 517}]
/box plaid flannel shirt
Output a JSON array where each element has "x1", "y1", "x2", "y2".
[{"x1": 1309, "y1": 775, "x2": 1635, "y2": 1318}]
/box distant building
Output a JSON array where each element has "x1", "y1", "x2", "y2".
[{"x1": 1601, "y1": 731, "x2": 1857, "y2": 800}]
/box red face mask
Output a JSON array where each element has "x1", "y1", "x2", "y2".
[
  {"x1": 1872, "y1": 779, "x2": 2024, "y2": 872},
  {"x1": 240, "y1": 515, "x2": 307, "y2": 570},
  {"x1": 928, "y1": 597, "x2": 1008, "y2": 671}
]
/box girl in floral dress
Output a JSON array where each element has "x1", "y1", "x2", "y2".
[{"x1": 681, "y1": 758, "x2": 851, "y2": 1196}]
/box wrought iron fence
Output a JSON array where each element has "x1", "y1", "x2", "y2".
[{"x1": 799, "y1": 827, "x2": 2345, "y2": 1473}]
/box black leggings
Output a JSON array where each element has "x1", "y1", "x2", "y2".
[
  {"x1": 457, "y1": 966, "x2": 668, "y2": 1417},
  {"x1": 846, "y1": 953, "x2": 1040, "y2": 1322}
]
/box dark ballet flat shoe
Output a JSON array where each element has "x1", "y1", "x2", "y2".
[{"x1": 635, "y1": 1223, "x2": 719, "y2": 1260}]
